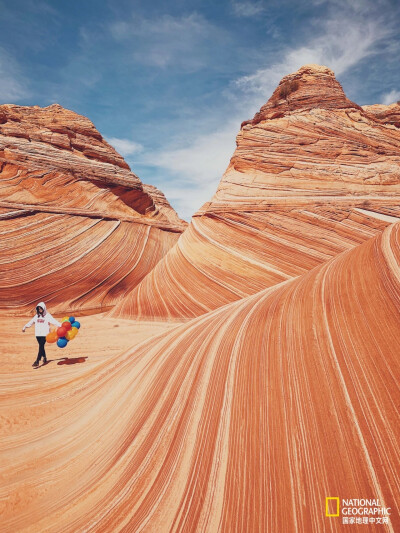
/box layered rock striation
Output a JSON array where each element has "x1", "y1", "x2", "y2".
[
  {"x1": 0, "y1": 104, "x2": 186, "y2": 315},
  {"x1": 3, "y1": 221, "x2": 399, "y2": 531},
  {"x1": 2, "y1": 65, "x2": 399, "y2": 533},
  {"x1": 111, "y1": 64, "x2": 400, "y2": 320}
]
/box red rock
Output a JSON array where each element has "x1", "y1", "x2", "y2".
[
  {"x1": 245, "y1": 64, "x2": 362, "y2": 127},
  {"x1": 111, "y1": 64, "x2": 400, "y2": 320},
  {"x1": 1, "y1": 65, "x2": 399, "y2": 533},
  {"x1": 2, "y1": 221, "x2": 399, "y2": 531},
  {"x1": 363, "y1": 102, "x2": 400, "y2": 129},
  {"x1": 0, "y1": 104, "x2": 186, "y2": 315}
]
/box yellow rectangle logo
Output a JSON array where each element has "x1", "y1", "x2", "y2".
[{"x1": 326, "y1": 497, "x2": 340, "y2": 517}]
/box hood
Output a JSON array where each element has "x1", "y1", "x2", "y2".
[{"x1": 37, "y1": 301, "x2": 47, "y2": 315}]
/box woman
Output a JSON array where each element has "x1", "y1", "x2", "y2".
[{"x1": 22, "y1": 302, "x2": 61, "y2": 367}]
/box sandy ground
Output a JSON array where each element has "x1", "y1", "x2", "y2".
[
  {"x1": 0, "y1": 313, "x2": 185, "y2": 532},
  {"x1": 0, "y1": 314, "x2": 179, "y2": 374}
]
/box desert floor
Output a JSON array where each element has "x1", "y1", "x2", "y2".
[
  {"x1": 0, "y1": 314, "x2": 179, "y2": 373},
  {"x1": 0, "y1": 314, "x2": 185, "y2": 530}
]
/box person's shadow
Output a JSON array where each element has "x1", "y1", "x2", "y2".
[
  {"x1": 57, "y1": 357, "x2": 88, "y2": 365},
  {"x1": 34, "y1": 357, "x2": 88, "y2": 368}
]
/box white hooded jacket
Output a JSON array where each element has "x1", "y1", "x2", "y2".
[{"x1": 23, "y1": 302, "x2": 61, "y2": 337}]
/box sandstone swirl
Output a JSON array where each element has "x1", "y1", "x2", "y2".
[
  {"x1": 111, "y1": 65, "x2": 400, "y2": 320},
  {"x1": 0, "y1": 104, "x2": 186, "y2": 315},
  {"x1": 2, "y1": 221, "x2": 399, "y2": 532}
]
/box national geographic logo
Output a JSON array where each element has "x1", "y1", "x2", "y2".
[
  {"x1": 326, "y1": 497, "x2": 339, "y2": 517},
  {"x1": 325, "y1": 497, "x2": 391, "y2": 526}
]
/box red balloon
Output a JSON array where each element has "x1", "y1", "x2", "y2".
[
  {"x1": 62, "y1": 321, "x2": 72, "y2": 331},
  {"x1": 57, "y1": 326, "x2": 67, "y2": 338}
]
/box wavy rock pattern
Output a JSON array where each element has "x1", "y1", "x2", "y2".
[
  {"x1": 2, "y1": 222, "x2": 399, "y2": 532},
  {"x1": 111, "y1": 65, "x2": 400, "y2": 320},
  {"x1": 2, "y1": 65, "x2": 399, "y2": 532},
  {"x1": 0, "y1": 104, "x2": 186, "y2": 315}
]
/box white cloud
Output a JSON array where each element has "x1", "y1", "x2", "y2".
[
  {"x1": 381, "y1": 89, "x2": 400, "y2": 105},
  {"x1": 145, "y1": 122, "x2": 237, "y2": 185},
  {"x1": 0, "y1": 48, "x2": 29, "y2": 102},
  {"x1": 140, "y1": 119, "x2": 238, "y2": 219},
  {"x1": 232, "y1": 1, "x2": 265, "y2": 17},
  {"x1": 154, "y1": 181, "x2": 220, "y2": 222},
  {"x1": 236, "y1": 15, "x2": 390, "y2": 97},
  {"x1": 106, "y1": 137, "x2": 144, "y2": 157}
]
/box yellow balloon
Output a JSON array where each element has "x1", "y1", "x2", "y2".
[
  {"x1": 62, "y1": 316, "x2": 69, "y2": 323},
  {"x1": 66, "y1": 327, "x2": 79, "y2": 341},
  {"x1": 65, "y1": 329, "x2": 75, "y2": 341}
]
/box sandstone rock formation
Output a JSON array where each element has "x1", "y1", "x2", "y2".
[
  {"x1": 363, "y1": 102, "x2": 400, "y2": 129},
  {"x1": 111, "y1": 65, "x2": 400, "y2": 320},
  {"x1": 1, "y1": 64, "x2": 399, "y2": 533},
  {"x1": 2, "y1": 221, "x2": 399, "y2": 532},
  {"x1": 0, "y1": 104, "x2": 186, "y2": 315}
]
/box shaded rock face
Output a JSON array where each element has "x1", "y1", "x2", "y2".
[
  {"x1": 0, "y1": 104, "x2": 187, "y2": 227},
  {"x1": 111, "y1": 64, "x2": 400, "y2": 320},
  {"x1": 0, "y1": 104, "x2": 186, "y2": 315}
]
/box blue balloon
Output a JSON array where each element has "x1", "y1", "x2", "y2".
[
  {"x1": 57, "y1": 337, "x2": 68, "y2": 348},
  {"x1": 71, "y1": 321, "x2": 80, "y2": 329},
  {"x1": 69, "y1": 316, "x2": 75, "y2": 323}
]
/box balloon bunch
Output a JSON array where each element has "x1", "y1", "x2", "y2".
[{"x1": 46, "y1": 316, "x2": 81, "y2": 348}]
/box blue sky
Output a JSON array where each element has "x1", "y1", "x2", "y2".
[{"x1": 1, "y1": 0, "x2": 399, "y2": 220}]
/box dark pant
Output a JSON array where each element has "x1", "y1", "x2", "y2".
[{"x1": 36, "y1": 336, "x2": 47, "y2": 362}]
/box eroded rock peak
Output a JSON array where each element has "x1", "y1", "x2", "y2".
[{"x1": 244, "y1": 63, "x2": 361, "y2": 127}]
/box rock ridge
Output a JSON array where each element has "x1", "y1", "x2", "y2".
[
  {"x1": 0, "y1": 104, "x2": 186, "y2": 314},
  {"x1": 111, "y1": 64, "x2": 400, "y2": 320},
  {"x1": 0, "y1": 103, "x2": 187, "y2": 231}
]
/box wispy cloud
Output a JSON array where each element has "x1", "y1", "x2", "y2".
[
  {"x1": 139, "y1": 119, "x2": 238, "y2": 219},
  {"x1": 110, "y1": 13, "x2": 227, "y2": 70},
  {"x1": 0, "y1": 0, "x2": 60, "y2": 54},
  {"x1": 235, "y1": 14, "x2": 391, "y2": 98},
  {"x1": 11, "y1": 0, "x2": 394, "y2": 221},
  {"x1": 232, "y1": 1, "x2": 265, "y2": 17},
  {"x1": 106, "y1": 137, "x2": 144, "y2": 157},
  {"x1": 0, "y1": 47, "x2": 29, "y2": 102},
  {"x1": 143, "y1": 122, "x2": 236, "y2": 184},
  {"x1": 141, "y1": 1, "x2": 397, "y2": 220},
  {"x1": 381, "y1": 89, "x2": 400, "y2": 105}
]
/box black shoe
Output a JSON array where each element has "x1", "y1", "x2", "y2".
[
  {"x1": 43, "y1": 358, "x2": 48, "y2": 365},
  {"x1": 32, "y1": 361, "x2": 39, "y2": 367}
]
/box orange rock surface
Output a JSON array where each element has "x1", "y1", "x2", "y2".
[
  {"x1": 1, "y1": 65, "x2": 399, "y2": 532},
  {"x1": 0, "y1": 104, "x2": 186, "y2": 315},
  {"x1": 111, "y1": 65, "x2": 400, "y2": 320},
  {"x1": 2, "y1": 221, "x2": 399, "y2": 532}
]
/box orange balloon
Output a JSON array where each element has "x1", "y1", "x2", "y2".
[{"x1": 46, "y1": 331, "x2": 58, "y2": 343}]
